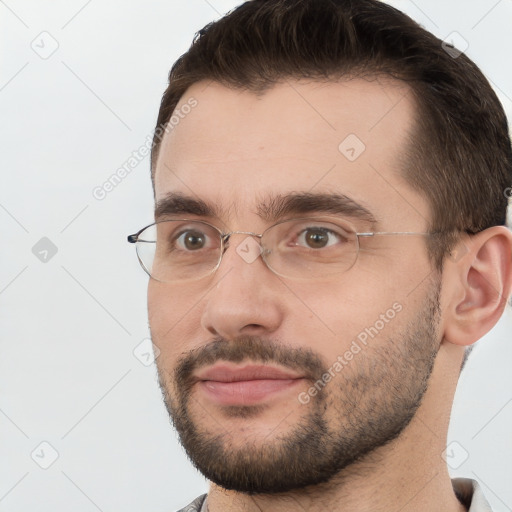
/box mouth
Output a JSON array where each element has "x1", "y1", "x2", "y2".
[{"x1": 193, "y1": 363, "x2": 306, "y2": 406}]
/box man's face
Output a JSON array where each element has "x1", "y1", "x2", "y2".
[{"x1": 149, "y1": 78, "x2": 443, "y2": 493}]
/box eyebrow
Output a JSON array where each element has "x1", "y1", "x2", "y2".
[{"x1": 154, "y1": 191, "x2": 377, "y2": 227}]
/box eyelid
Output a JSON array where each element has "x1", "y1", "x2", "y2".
[
  {"x1": 269, "y1": 216, "x2": 358, "y2": 233},
  {"x1": 158, "y1": 216, "x2": 230, "y2": 235},
  {"x1": 157, "y1": 215, "x2": 365, "y2": 237}
]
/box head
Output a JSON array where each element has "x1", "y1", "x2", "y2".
[{"x1": 143, "y1": 0, "x2": 512, "y2": 496}]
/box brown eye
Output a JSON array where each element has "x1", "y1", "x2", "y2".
[
  {"x1": 297, "y1": 227, "x2": 343, "y2": 249},
  {"x1": 177, "y1": 230, "x2": 207, "y2": 250},
  {"x1": 303, "y1": 228, "x2": 330, "y2": 248}
]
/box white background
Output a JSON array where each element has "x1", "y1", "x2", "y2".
[{"x1": 1, "y1": 1, "x2": 511, "y2": 510}]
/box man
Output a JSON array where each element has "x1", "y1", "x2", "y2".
[{"x1": 128, "y1": 0, "x2": 512, "y2": 510}]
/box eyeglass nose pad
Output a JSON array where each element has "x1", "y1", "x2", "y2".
[
  {"x1": 220, "y1": 232, "x2": 265, "y2": 267},
  {"x1": 221, "y1": 233, "x2": 232, "y2": 254}
]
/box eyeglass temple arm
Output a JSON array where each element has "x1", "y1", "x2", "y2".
[
  {"x1": 356, "y1": 231, "x2": 433, "y2": 237},
  {"x1": 126, "y1": 229, "x2": 434, "y2": 244}
]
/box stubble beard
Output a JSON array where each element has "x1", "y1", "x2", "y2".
[{"x1": 155, "y1": 284, "x2": 441, "y2": 494}]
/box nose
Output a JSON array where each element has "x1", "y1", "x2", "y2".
[{"x1": 200, "y1": 233, "x2": 285, "y2": 340}]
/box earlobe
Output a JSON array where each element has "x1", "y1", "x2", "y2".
[{"x1": 443, "y1": 226, "x2": 512, "y2": 346}]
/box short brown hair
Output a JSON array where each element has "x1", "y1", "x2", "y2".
[{"x1": 151, "y1": 0, "x2": 512, "y2": 268}]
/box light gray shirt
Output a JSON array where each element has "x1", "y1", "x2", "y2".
[{"x1": 176, "y1": 478, "x2": 493, "y2": 511}]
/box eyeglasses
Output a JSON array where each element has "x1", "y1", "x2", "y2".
[{"x1": 127, "y1": 217, "x2": 434, "y2": 283}]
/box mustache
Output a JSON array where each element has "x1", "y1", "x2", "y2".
[{"x1": 174, "y1": 336, "x2": 327, "y2": 389}]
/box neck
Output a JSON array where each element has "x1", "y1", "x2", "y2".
[{"x1": 205, "y1": 342, "x2": 467, "y2": 512}]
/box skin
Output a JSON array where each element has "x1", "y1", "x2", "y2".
[{"x1": 148, "y1": 78, "x2": 512, "y2": 511}]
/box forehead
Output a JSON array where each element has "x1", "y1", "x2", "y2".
[{"x1": 154, "y1": 78, "x2": 430, "y2": 229}]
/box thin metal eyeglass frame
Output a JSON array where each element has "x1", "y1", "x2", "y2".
[{"x1": 127, "y1": 217, "x2": 437, "y2": 281}]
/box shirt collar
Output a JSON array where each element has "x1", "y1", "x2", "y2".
[
  {"x1": 452, "y1": 478, "x2": 493, "y2": 511},
  {"x1": 197, "y1": 478, "x2": 493, "y2": 511}
]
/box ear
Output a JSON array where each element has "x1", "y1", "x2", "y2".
[{"x1": 443, "y1": 226, "x2": 512, "y2": 346}]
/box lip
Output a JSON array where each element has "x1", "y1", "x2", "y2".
[
  {"x1": 195, "y1": 363, "x2": 304, "y2": 382},
  {"x1": 194, "y1": 363, "x2": 305, "y2": 406}
]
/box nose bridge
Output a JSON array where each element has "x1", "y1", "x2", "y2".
[
  {"x1": 223, "y1": 230, "x2": 262, "y2": 243},
  {"x1": 222, "y1": 230, "x2": 264, "y2": 261},
  {"x1": 201, "y1": 231, "x2": 283, "y2": 339}
]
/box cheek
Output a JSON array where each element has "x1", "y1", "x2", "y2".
[
  {"x1": 148, "y1": 282, "x2": 202, "y2": 359},
  {"x1": 147, "y1": 282, "x2": 169, "y2": 334},
  {"x1": 283, "y1": 272, "x2": 421, "y2": 358},
  {"x1": 285, "y1": 274, "x2": 396, "y2": 326}
]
